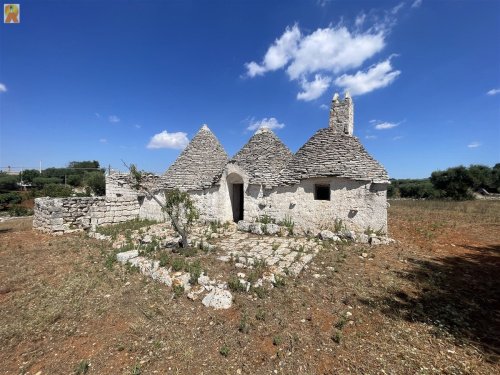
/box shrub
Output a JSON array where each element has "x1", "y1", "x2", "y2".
[
  {"x1": 0, "y1": 175, "x2": 19, "y2": 192},
  {"x1": 431, "y1": 166, "x2": 474, "y2": 200},
  {"x1": 40, "y1": 183, "x2": 73, "y2": 198},
  {"x1": 9, "y1": 205, "x2": 33, "y2": 216},
  {"x1": 0, "y1": 192, "x2": 22, "y2": 209},
  {"x1": 33, "y1": 177, "x2": 63, "y2": 188},
  {"x1": 84, "y1": 171, "x2": 105, "y2": 196}
]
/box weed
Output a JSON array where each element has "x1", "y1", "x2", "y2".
[
  {"x1": 272, "y1": 242, "x2": 280, "y2": 251},
  {"x1": 251, "y1": 286, "x2": 267, "y2": 299},
  {"x1": 273, "y1": 335, "x2": 282, "y2": 346},
  {"x1": 334, "y1": 218, "x2": 345, "y2": 233},
  {"x1": 257, "y1": 214, "x2": 275, "y2": 224},
  {"x1": 219, "y1": 344, "x2": 230, "y2": 357},
  {"x1": 188, "y1": 260, "x2": 202, "y2": 284},
  {"x1": 172, "y1": 257, "x2": 186, "y2": 271},
  {"x1": 332, "y1": 330, "x2": 342, "y2": 344},
  {"x1": 159, "y1": 252, "x2": 170, "y2": 267},
  {"x1": 255, "y1": 309, "x2": 266, "y2": 321},
  {"x1": 74, "y1": 360, "x2": 90, "y2": 374},
  {"x1": 239, "y1": 312, "x2": 250, "y2": 334},
  {"x1": 274, "y1": 274, "x2": 286, "y2": 288},
  {"x1": 105, "y1": 252, "x2": 117, "y2": 270},
  {"x1": 173, "y1": 284, "x2": 184, "y2": 298},
  {"x1": 131, "y1": 363, "x2": 141, "y2": 375},
  {"x1": 125, "y1": 263, "x2": 139, "y2": 274},
  {"x1": 228, "y1": 276, "x2": 246, "y2": 292},
  {"x1": 209, "y1": 220, "x2": 221, "y2": 233},
  {"x1": 280, "y1": 215, "x2": 295, "y2": 235},
  {"x1": 335, "y1": 315, "x2": 347, "y2": 330},
  {"x1": 95, "y1": 218, "x2": 157, "y2": 240}
]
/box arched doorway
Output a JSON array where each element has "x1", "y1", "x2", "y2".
[{"x1": 227, "y1": 173, "x2": 244, "y2": 222}]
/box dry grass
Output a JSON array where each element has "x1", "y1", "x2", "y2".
[{"x1": 0, "y1": 203, "x2": 499, "y2": 374}]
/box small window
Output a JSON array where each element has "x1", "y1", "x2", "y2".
[{"x1": 314, "y1": 184, "x2": 330, "y2": 201}]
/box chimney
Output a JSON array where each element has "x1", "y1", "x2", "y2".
[{"x1": 329, "y1": 92, "x2": 354, "y2": 135}]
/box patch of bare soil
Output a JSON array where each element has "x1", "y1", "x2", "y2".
[{"x1": 0, "y1": 201, "x2": 499, "y2": 375}]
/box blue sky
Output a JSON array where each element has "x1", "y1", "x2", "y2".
[{"x1": 0, "y1": 0, "x2": 499, "y2": 178}]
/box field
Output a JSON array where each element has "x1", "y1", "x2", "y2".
[{"x1": 0, "y1": 200, "x2": 499, "y2": 374}]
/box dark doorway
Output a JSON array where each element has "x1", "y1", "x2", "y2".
[{"x1": 232, "y1": 183, "x2": 244, "y2": 222}]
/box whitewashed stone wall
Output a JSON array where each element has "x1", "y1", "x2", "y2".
[
  {"x1": 138, "y1": 192, "x2": 166, "y2": 221},
  {"x1": 34, "y1": 196, "x2": 140, "y2": 234},
  {"x1": 183, "y1": 175, "x2": 388, "y2": 234}
]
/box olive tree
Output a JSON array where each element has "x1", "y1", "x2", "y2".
[{"x1": 128, "y1": 164, "x2": 198, "y2": 250}]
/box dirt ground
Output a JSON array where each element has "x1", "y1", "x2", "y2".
[{"x1": 0, "y1": 200, "x2": 499, "y2": 374}]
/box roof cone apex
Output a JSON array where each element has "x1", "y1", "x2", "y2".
[
  {"x1": 255, "y1": 127, "x2": 272, "y2": 134},
  {"x1": 200, "y1": 124, "x2": 210, "y2": 131}
]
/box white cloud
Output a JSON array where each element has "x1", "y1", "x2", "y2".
[
  {"x1": 0, "y1": 83, "x2": 7, "y2": 93},
  {"x1": 134, "y1": 124, "x2": 142, "y2": 129},
  {"x1": 245, "y1": 25, "x2": 301, "y2": 78},
  {"x1": 247, "y1": 117, "x2": 285, "y2": 132},
  {"x1": 245, "y1": 20, "x2": 401, "y2": 100},
  {"x1": 334, "y1": 58, "x2": 401, "y2": 96},
  {"x1": 374, "y1": 121, "x2": 399, "y2": 130},
  {"x1": 99, "y1": 138, "x2": 107, "y2": 143},
  {"x1": 369, "y1": 119, "x2": 378, "y2": 123},
  {"x1": 95, "y1": 112, "x2": 101, "y2": 118},
  {"x1": 391, "y1": 2, "x2": 405, "y2": 15},
  {"x1": 320, "y1": 104, "x2": 329, "y2": 110},
  {"x1": 411, "y1": 0, "x2": 423, "y2": 9},
  {"x1": 355, "y1": 13, "x2": 366, "y2": 28},
  {"x1": 317, "y1": 0, "x2": 332, "y2": 7},
  {"x1": 108, "y1": 115, "x2": 120, "y2": 123},
  {"x1": 487, "y1": 88, "x2": 500, "y2": 96},
  {"x1": 297, "y1": 74, "x2": 332, "y2": 101},
  {"x1": 147, "y1": 130, "x2": 189, "y2": 150},
  {"x1": 467, "y1": 142, "x2": 481, "y2": 148},
  {"x1": 393, "y1": 136, "x2": 403, "y2": 140},
  {"x1": 365, "y1": 135, "x2": 377, "y2": 139},
  {"x1": 286, "y1": 27, "x2": 385, "y2": 79}
]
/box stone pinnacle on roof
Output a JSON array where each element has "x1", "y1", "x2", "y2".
[
  {"x1": 230, "y1": 127, "x2": 293, "y2": 188},
  {"x1": 162, "y1": 124, "x2": 229, "y2": 191},
  {"x1": 329, "y1": 92, "x2": 353, "y2": 135}
]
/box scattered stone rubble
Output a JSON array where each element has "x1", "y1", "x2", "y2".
[{"x1": 104, "y1": 220, "x2": 394, "y2": 309}]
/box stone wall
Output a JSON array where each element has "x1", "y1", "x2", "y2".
[
  {"x1": 184, "y1": 175, "x2": 388, "y2": 234},
  {"x1": 34, "y1": 196, "x2": 140, "y2": 234},
  {"x1": 106, "y1": 173, "x2": 139, "y2": 198}
]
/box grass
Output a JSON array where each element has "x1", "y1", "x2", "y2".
[
  {"x1": 389, "y1": 199, "x2": 500, "y2": 223},
  {"x1": 95, "y1": 218, "x2": 158, "y2": 240},
  {"x1": 74, "y1": 360, "x2": 90, "y2": 374}
]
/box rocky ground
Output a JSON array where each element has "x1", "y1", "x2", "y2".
[{"x1": 0, "y1": 200, "x2": 499, "y2": 374}]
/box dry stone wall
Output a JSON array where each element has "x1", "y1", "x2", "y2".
[{"x1": 34, "y1": 196, "x2": 140, "y2": 234}]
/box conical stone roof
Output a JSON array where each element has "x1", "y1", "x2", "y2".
[
  {"x1": 162, "y1": 125, "x2": 229, "y2": 191},
  {"x1": 278, "y1": 127, "x2": 389, "y2": 185},
  {"x1": 229, "y1": 127, "x2": 293, "y2": 188}
]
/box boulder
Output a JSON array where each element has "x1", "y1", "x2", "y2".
[
  {"x1": 237, "y1": 221, "x2": 251, "y2": 232},
  {"x1": 202, "y1": 288, "x2": 233, "y2": 309},
  {"x1": 116, "y1": 250, "x2": 139, "y2": 264},
  {"x1": 249, "y1": 223, "x2": 263, "y2": 235},
  {"x1": 319, "y1": 230, "x2": 339, "y2": 241},
  {"x1": 265, "y1": 223, "x2": 280, "y2": 235}
]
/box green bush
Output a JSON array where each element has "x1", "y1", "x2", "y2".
[
  {"x1": 33, "y1": 177, "x2": 63, "y2": 188},
  {"x1": 0, "y1": 175, "x2": 19, "y2": 192},
  {"x1": 83, "y1": 171, "x2": 105, "y2": 196},
  {"x1": 40, "y1": 183, "x2": 73, "y2": 198},
  {"x1": 431, "y1": 166, "x2": 474, "y2": 200},
  {"x1": 0, "y1": 192, "x2": 22, "y2": 208},
  {"x1": 9, "y1": 205, "x2": 33, "y2": 216}
]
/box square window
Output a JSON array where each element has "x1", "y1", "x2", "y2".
[{"x1": 314, "y1": 184, "x2": 330, "y2": 201}]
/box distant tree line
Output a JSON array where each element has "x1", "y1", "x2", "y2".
[
  {"x1": 388, "y1": 164, "x2": 500, "y2": 200},
  {"x1": 0, "y1": 160, "x2": 106, "y2": 214}
]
